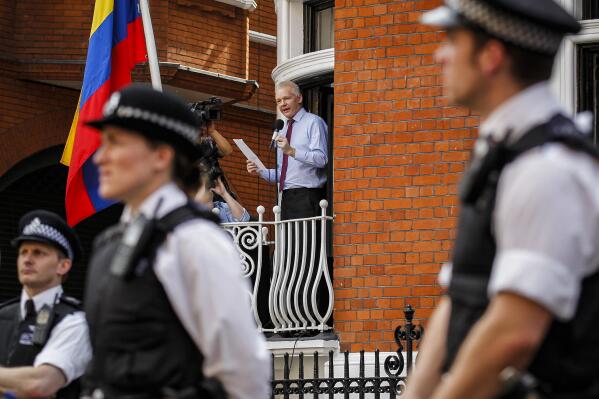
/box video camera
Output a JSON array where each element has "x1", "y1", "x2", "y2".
[
  {"x1": 190, "y1": 97, "x2": 223, "y2": 125},
  {"x1": 197, "y1": 139, "x2": 224, "y2": 189}
]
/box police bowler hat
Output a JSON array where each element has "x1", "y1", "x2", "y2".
[
  {"x1": 421, "y1": 0, "x2": 580, "y2": 54},
  {"x1": 12, "y1": 210, "x2": 83, "y2": 262},
  {"x1": 86, "y1": 84, "x2": 202, "y2": 160}
]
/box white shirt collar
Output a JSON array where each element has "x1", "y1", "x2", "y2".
[
  {"x1": 120, "y1": 182, "x2": 188, "y2": 223},
  {"x1": 479, "y1": 82, "x2": 564, "y2": 144},
  {"x1": 20, "y1": 285, "x2": 63, "y2": 320}
]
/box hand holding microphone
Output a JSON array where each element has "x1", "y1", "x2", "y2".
[
  {"x1": 275, "y1": 135, "x2": 293, "y2": 156},
  {"x1": 270, "y1": 119, "x2": 285, "y2": 149}
]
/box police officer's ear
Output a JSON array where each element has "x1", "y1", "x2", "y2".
[
  {"x1": 150, "y1": 143, "x2": 177, "y2": 174},
  {"x1": 478, "y1": 38, "x2": 508, "y2": 77},
  {"x1": 56, "y1": 254, "x2": 73, "y2": 279}
]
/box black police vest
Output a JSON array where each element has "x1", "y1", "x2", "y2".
[
  {"x1": 0, "y1": 294, "x2": 82, "y2": 399},
  {"x1": 446, "y1": 114, "x2": 599, "y2": 394},
  {"x1": 84, "y1": 203, "x2": 222, "y2": 397}
]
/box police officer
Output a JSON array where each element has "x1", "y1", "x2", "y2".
[
  {"x1": 82, "y1": 84, "x2": 270, "y2": 399},
  {"x1": 0, "y1": 210, "x2": 90, "y2": 398},
  {"x1": 404, "y1": 1, "x2": 599, "y2": 399}
]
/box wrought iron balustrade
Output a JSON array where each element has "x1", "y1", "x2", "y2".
[
  {"x1": 221, "y1": 200, "x2": 334, "y2": 334},
  {"x1": 271, "y1": 305, "x2": 424, "y2": 398}
]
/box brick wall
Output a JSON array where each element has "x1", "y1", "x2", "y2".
[
  {"x1": 0, "y1": 67, "x2": 79, "y2": 174},
  {"x1": 8, "y1": 0, "x2": 253, "y2": 79},
  {"x1": 12, "y1": 0, "x2": 90, "y2": 61},
  {"x1": 250, "y1": 0, "x2": 276, "y2": 36},
  {"x1": 246, "y1": 0, "x2": 278, "y2": 112},
  {"x1": 333, "y1": 0, "x2": 479, "y2": 351},
  {"x1": 217, "y1": 109, "x2": 277, "y2": 217},
  {"x1": 246, "y1": 41, "x2": 277, "y2": 111},
  {"x1": 0, "y1": 1, "x2": 14, "y2": 56},
  {"x1": 0, "y1": 0, "x2": 276, "y2": 217},
  {"x1": 167, "y1": 0, "x2": 248, "y2": 77}
]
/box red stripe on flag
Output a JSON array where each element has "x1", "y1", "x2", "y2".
[
  {"x1": 65, "y1": 80, "x2": 111, "y2": 226},
  {"x1": 111, "y1": 18, "x2": 147, "y2": 90},
  {"x1": 65, "y1": 168, "x2": 96, "y2": 226},
  {"x1": 65, "y1": 12, "x2": 147, "y2": 226}
]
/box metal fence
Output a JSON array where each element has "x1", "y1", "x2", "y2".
[
  {"x1": 222, "y1": 200, "x2": 334, "y2": 334},
  {"x1": 271, "y1": 305, "x2": 424, "y2": 398}
]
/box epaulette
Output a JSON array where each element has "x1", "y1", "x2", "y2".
[{"x1": 58, "y1": 294, "x2": 82, "y2": 310}]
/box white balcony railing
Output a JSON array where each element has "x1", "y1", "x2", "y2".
[{"x1": 221, "y1": 200, "x2": 334, "y2": 334}]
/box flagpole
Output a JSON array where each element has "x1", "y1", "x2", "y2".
[{"x1": 139, "y1": 0, "x2": 163, "y2": 91}]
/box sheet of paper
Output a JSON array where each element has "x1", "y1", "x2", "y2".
[{"x1": 233, "y1": 139, "x2": 267, "y2": 171}]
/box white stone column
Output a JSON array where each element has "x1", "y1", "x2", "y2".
[{"x1": 275, "y1": 0, "x2": 290, "y2": 63}]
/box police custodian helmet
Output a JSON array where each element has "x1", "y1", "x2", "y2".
[
  {"x1": 421, "y1": 0, "x2": 581, "y2": 55},
  {"x1": 12, "y1": 210, "x2": 82, "y2": 262},
  {"x1": 86, "y1": 84, "x2": 202, "y2": 161}
]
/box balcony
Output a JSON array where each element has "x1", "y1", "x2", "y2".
[{"x1": 221, "y1": 200, "x2": 334, "y2": 335}]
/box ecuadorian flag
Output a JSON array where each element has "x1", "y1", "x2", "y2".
[{"x1": 61, "y1": 0, "x2": 147, "y2": 226}]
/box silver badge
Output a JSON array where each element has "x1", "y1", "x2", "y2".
[
  {"x1": 36, "y1": 306, "x2": 51, "y2": 325},
  {"x1": 23, "y1": 218, "x2": 42, "y2": 235}
]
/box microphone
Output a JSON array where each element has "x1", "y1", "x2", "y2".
[{"x1": 270, "y1": 119, "x2": 285, "y2": 149}]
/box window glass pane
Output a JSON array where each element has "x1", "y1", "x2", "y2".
[
  {"x1": 582, "y1": 0, "x2": 599, "y2": 20},
  {"x1": 577, "y1": 44, "x2": 599, "y2": 144},
  {"x1": 315, "y1": 7, "x2": 334, "y2": 50}
]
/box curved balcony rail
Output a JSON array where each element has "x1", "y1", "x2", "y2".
[{"x1": 221, "y1": 200, "x2": 334, "y2": 334}]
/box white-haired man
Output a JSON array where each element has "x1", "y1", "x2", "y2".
[{"x1": 247, "y1": 80, "x2": 328, "y2": 220}]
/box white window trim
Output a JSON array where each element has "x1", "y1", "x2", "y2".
[{"x1": 553, "y1": 0, "x2": 599, "y2": 114}]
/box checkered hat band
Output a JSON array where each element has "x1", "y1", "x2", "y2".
[
  {"x1": 115, "y1": 106, "x2": 198, "y2": 144},
  {"x1": 455, "y1": 0, "x2": 563, "y2": 53},
  {"x1": 22, "y1": 218, "x2": 73, "y2": 259}
]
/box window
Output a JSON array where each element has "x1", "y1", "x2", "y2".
[
  {"x1": 299, "y1": 74, "x2": 334, "y2": 254},
  {"x1": 304, "y1": 0, "x2": 334, "y2": 53},
  {"x1": 577, "y1": 44, "x2": 599, "y2": 144},
  {"x1": 582, "y1": 0, "x2": 599, "y2": 20}
]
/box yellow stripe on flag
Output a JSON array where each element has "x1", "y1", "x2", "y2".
[
  {"x1": 90, "y1": 0, "x2": 114, "y2": 37},
  {"x1": 61, "y1": 98, "x2": 80, "y2": 166}
]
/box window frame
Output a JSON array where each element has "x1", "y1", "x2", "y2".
[
  {"x1": 553, "y1": 1, "x2": 599, "y2": 115},
  {"x1": 303, "y1": 0, "x2": 334, "y2": 54}
]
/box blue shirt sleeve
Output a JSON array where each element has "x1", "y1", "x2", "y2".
[{"x1": 293, "y1": 117, "x2": 328, "y2": 168}]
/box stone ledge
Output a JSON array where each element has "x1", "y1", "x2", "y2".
[{"x1": 266, "y1": 332, "x2": 339, "y2": 357}]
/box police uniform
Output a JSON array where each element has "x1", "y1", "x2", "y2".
[
  {"x1": 422, "y1": 1, "x2": 599, "y2": 397},
  {"x1": 83, "y1": 86, "x2": 270, "y2": 399},
  {"x1": 0, "y1": 210, "x2": 91, "y2": 399}
]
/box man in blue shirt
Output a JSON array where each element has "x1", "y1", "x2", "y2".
[
  {"x1": 247, "y1": 80, "x2": 328, "y2": 220},
  {"x1": 247, "y1": 80, "x2": 329, "y2": 332}
]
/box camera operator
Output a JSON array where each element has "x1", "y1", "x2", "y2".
[
  {"x1": 202, "y1": 121, "x2": 233, "y2": 158},
  {"x1": 192, "y1": 131, "x2": 250, "y2": 223},
  {"x1": 192, "y1": 98, "x2": 233, "y2": 158},
  {"x1": 195, "y1": 163, "x2": 250, "y2": 223}
]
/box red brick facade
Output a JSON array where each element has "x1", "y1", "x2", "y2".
[
  {"x1": 333, "y1": 0, "x2": 479, "y2": 351},
  {"x1": 0, "y1": 0, "x2": 488, "y2": 355},
  {"x1": 0, "y1": 0, "x2": 276, "y2": 210}
]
